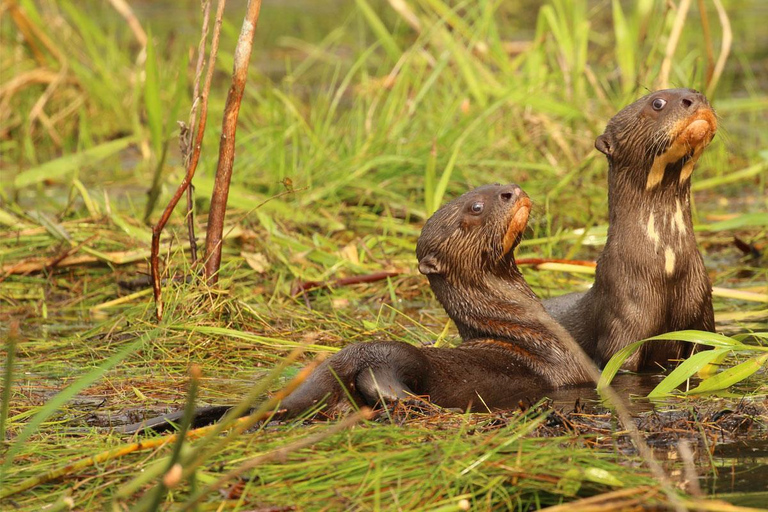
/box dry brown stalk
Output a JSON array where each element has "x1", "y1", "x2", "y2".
[
  {"x1": 6, "y1": 1, "x2": 71, "y2": 144},
  {"x1": 291, "y1": 270, "x2": 405, "y2": 296},
  {"x1": 698, "y1": 0, "x2": 715, "y2": 85},
  {"x1": 516, "y1": 258, "x2": 596, "y2": 267},
  {"x1": 106, "y1": 0, "x2": 148, "y2": 48},
  {"x1": 658, "y1": 0, "x2": 692, "y2": 89},
  {"x1": 706, "y1": 0, "x2": 732, "y2": 98},
  {"x1": 150, "y1": 0, "x2": 226, "y2": 320},
  {"x1": 203, "y1": 0, "x2": 264, "y2": 284},
  {"x1": 7, "y1": 2, "x2": 46, "y2": 65}
]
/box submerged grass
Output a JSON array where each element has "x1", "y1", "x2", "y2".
[{"x1": 1, "y1": 0, "x2": 768, "y2": 509}]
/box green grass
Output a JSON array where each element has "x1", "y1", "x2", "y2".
[{"x1": 1, "y1": 0, "x2": 768, "y2": 510}]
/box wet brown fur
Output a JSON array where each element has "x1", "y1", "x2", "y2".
[
  {"x1": 544, "y1": 88, "x2": 717, "y2": 370},
  {"x1": 276, "y1": 184, "x2": 591, "y2": 417}
]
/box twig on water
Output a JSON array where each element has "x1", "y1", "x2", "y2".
[
  {"x1": 203, "y1": 0, "x2": 264, "y2": 284},
  {"x1": 291, "y1": 271, "x2": 405, "y2": 297},
  {"x1": 150, "y1": 0, "x2": 225, "y2": 321}
]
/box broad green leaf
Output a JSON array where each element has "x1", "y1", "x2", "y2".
[
  {"x1": 648, "y1": 348, "x2": 730, "y2": 398},
  {"x1": 686, "y1": 354, "x2": 768, "y2": 395},
  {"x1": 642, "y1": 330, "x2": 740, "y2": 348},
  {"x1": 597, "y1": 339, "x2": 645, "y2": 389},
  {"x1": 14, "y1": 136, "x2": 137, "y2": 188},
  {"x1": 599, "y1": 330, "x2": 741, "y2": 390},
  {"x1": 735, "y1": 332, "x2": 768, "y2": 342},
  {"x1": 698, "y1": 349, "x2": 732, "y2": 379}
]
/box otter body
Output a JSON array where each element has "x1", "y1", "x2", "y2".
[
  {"x1": 544, "y1": 89, "x2": 717, "y2": 370},
  {"x1": 280, "y1": 184, "x2": 590, "y2": 417}
]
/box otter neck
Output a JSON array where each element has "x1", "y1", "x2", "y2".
[
  {"x1": 605, "y1": 158, "x2": 697, "y2": 260},
  {"x1": 430, "y1": 265, "x2": 590, "y2": 386}
]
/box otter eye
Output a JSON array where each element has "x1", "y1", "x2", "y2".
[
  {"x1": 470, "y1": 201, "x2": 484, "y2": 215},
  {"x1": 652, "y1": 98, "x2": 667, "y2": 111}
]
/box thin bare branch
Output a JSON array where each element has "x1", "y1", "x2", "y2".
[
  {"x1": 203, "y1": 0, "x2": 264, "y2": 283},
  {"x1": 184, "y1": 0, "x2": 213, "y2": 264},
  {"x1": 150, "y1": 0, "x2": 226, "y2": 320}
]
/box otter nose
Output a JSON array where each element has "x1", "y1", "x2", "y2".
[
  {"x1": 499, "y1": 185, "x2": 521, "y2": 202},
  {"x1": 681, "y1": 90, "x2": 705, "y2": 109}
]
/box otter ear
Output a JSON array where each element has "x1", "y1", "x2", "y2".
[
  {"x1": 418, "y1": 254, "x2": 443, "y2": 275},
  {"x1": 595, "y1": 133, "x2": 613, "y2": 156}
]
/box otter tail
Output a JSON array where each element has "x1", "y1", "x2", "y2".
[{"x1": 113, "y1": 405, "x2": 237, "y2": 434}]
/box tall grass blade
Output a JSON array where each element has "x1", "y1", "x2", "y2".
[
  {"x1": 14, "y1": 136, "x2": 138, "y2": 187},
  {"x1": 354, "y1": 0, "x2": 401, "y2": 62},
  {"x1": 612, "y1": 0, "x2": 636, "y2": 94},
  {"x1": 144, "y1": 29, "x2": 163, "y2": 156},
  {"x1": 703, "y1": 212, "x2": 768, "y2": 231},
  {"x1": 642, "y1": 330, "x2": 741, "y2": 348},
  {"x1": 0, "y1": 325, "x2": 18, "y2": 444},
  {"x1": 692, "y1": 161, "x2": 768, "y2": 191}
]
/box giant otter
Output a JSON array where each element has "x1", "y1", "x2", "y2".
[
  {"x1": 277, "y1": 184, "x2": 591, "y2": 417},
  {"x1": 117, "y1": 185, "x2": 590, "y2": 433},
  {"x1": 544, "y1": 88, "x2": 717, "y2": 371}
]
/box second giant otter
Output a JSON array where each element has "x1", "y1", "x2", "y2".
[
  {"x1": 277, "y1": 184, "x2": 591, "y2": 416},
  {"x1": 544, "y1": 88, "x2": 717, "y2": 371}
]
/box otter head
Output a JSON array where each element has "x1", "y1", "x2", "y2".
[
  {"x1": 416, "y1": 184, "x2": 531, "y2": 285},
  {"x1": 595, "y1": 88, "x2": 717, "y2": 190}
]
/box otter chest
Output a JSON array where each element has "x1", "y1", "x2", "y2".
[{"x1": 642, "y1": 202, "x2": 691, "y2": 279}]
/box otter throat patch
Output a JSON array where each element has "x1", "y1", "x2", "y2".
[{"x1": 646, "y1": 142, "x2": 689, "y2": 190}]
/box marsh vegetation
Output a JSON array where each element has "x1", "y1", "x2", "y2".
[{"x1": 1, "y1": 0, "x2": 767, "y2": 510}]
